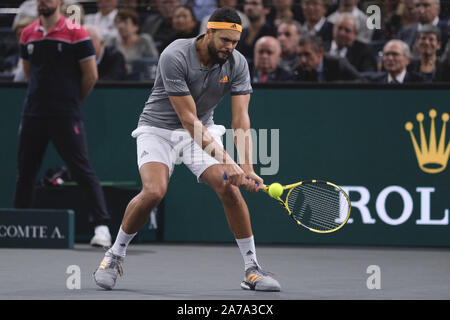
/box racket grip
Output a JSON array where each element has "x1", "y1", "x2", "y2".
[{"x1": 222, "y1": 172, "x2": 259, "y2": 186}]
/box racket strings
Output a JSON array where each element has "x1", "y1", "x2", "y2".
[
  {"x1": 288, "y1": 183, "x2": 349, "y2": 232},
  {"x1": 295, "y1": 186, "x2": 348, "y2": 230},
  {"x1": 288, "y1": 189, "x2": 341, "y2": 231},
  {"x1": 288, "y1": 189, "x2": 339, "y2": 230},
  {"x1": 291, "y1": 199, "x2": 340, "y2": 230},
  {"x1": 293, "y1": 186, "x2": 344, "y2": 228},
  {"x1": 289, "y1": 186, "x2": 341, "y2": 217},
  {"x1": 289, "y1": 189, "x2": 338, "y2": 225}
]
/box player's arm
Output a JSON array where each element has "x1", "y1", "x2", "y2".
[
  {"x1": 75, "y1": 29, "x2": 98, "y2": 101},
  {"x1": 18, "y1": 31, "x2": 30, "y2": 82},
  {"x1": 168, "y1": 95, "x2": 247, "y2": 187},
  {"x1": 231, "y1": 94, "x2": 263, "y2": 191},
  {"x1": 79, "y1": 57, "x2": 98, "y2": 101},
  {"x1": 22, "y1": 59, "x2": 30, "y2": 82}
]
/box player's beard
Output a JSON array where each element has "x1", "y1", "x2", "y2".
[
  {"x1": 38, "y1": 4, "x2": 58, "y2": 17},
  {"x1": 208, "y1": 41, "x2": 231, "y2": 66}
]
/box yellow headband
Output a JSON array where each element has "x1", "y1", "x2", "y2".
[{"x1": 207, "y1": 22, "x2": 242, "y2": 33}]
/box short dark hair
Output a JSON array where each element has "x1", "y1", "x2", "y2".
[
  {"x1": 419, "y1": 24, "x2": 441, "y2": 42},
  {"x1": 175, "y1": 5, "x2": 198, "y2": 23},
  {"x1": 298, "y1": 35, "x2": 324, "y2": 52},
  {"x1": 115, "y1": 8, "x2": 140, "y2": 27},
  {"x1": 262, "y1": 0, "x2": 272, "y2": 9},
  {"x1": 208, "y1": 6, "x2": 242, "y2": 25}
]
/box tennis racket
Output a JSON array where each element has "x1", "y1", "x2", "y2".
[{"x1": 223, "y1": 174, "x2": 351, "y2": 233}]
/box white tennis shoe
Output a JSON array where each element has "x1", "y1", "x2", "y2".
[
  {"x1": 90, "y1": 225, "x2": 112, "y2": 247},
  {"x1": 93, "y1": 250, "x2": 123, "y2": 290},
  {"x1": 241, "y1": 264, "x2": 281, "y2": 292}
]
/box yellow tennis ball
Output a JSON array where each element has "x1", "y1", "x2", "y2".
[{"x1": 268, "y1": 183, "x2": 283, "y2": 198}]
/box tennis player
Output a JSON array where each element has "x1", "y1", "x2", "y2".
[{"x1": 94, "y1": 7, "x2": 281, "y2": 292}]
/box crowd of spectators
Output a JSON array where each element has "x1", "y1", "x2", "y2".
[{"x1": 1, "y1": 0, "x2": 450, "y2": 83}]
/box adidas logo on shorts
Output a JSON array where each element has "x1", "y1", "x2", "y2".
[{"x1": 140, "y1": 150, "x2": 149, "y2": 158}]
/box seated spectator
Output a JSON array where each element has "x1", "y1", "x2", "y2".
[
  {"x1": 250, "y1": 36, "x2": 296, "y2": 82},
  {"x1": 85, "y1": 0, "x2": 120, "y2": 46},
  {"x1": 119, "y1": 0, "x2": 153, "y2": 24},
  {"x1": 236, "y1": 0, "x2": 277, "y2": 61},
  {"x1": 438, "y1": 37, "x2": 450, "y2": 81},
  {"x1": 12, "y1": 0, "x2": 77, "y2": 29},
  {"x1": 326, "y1": 13, "x2": 378, "y2": 72},
  {"x1": 111, "y1": 8, "x2": 158, "y2": 72},
  {"x1": 276, "y1": 19, "x2": 302, "y2": 72},
  {"x1": 1, "y1": 17, "x2": 35, "y2": 82},
  {"x1": 160, "y1": 6, "x2": 199, "y2": 51},
  {"x1": 11, "y1": 0, "x2": 38, "y2": 30},
  {"x1": 370, "y1": 40, "x2": 424, "y2": 83},
  {"x1": 400, "y1": 0, "x2": 419, "y2": 26},
  {"x1": 141, "y1": 0, "x2": 180, "y2": 53},
  {"x1": 370, "y1": 1, "x2": 404, "y2": 43},
  {"x1": 60, "y1": 2, "x2": 85, "y2": 26},
  {"x1": 407, "y1": 24, "x2": 446, "y2": 81},
  {"x1": 327, "y1": 0, "x2": 373, "y2": 43},
  {"x1": 294, "y1": 35, "x2": 363, "y2": 82},
  {"x1": 189, "y1": 0, "x2": 217, "y2": 22},
  {"x1": 199, "y1": 0, "x2": 250, "y2": 34},
  {"x1": 266, "y1": 0, "x2": 304, "y2": 29},
  {"x1": 398, "y1": 0, "x2": 449, "y2": 56},
  {"x1": 300, "y1": 0, "x2": 334, "y2": 43},
  {"x1": 85, "y1": 24, "x2": 127, "y2": 81}
]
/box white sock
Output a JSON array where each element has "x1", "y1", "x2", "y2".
[
  {"x1": 110, "y1": 226, "x2": 137, "y2": 257},
  {"x1": 236, "y1": 235, "x2": 259, "y2": 271}
]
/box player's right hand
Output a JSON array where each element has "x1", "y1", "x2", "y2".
[
  {"x1": 223, "y1": 163, "x2": 247, "y2": 187},
  {"x1": 243, "y1": 171, "x2": 264, "y2": 193}
]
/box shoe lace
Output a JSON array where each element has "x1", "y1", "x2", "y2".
[
  {"x1": 107, "y1": 256, "x2": 123, "y2": 276},
  {"x1": 249, "y1": 259, "x2": 275, "y2": 277},
  {"x1": 98, "y1": 250, "x2": 124, "y2": 277}
]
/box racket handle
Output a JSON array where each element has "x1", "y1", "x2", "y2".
[{"x1": 223, "y1": 172, "x2": 259, "y2": 186}]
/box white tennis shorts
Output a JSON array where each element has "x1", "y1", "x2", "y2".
[{"x1": 131, "y1": 124, "x2": 226, "y2": 181}]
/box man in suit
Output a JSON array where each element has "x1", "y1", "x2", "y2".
[
  {"x1": 326, "y1": 13, "x2": 378, "y2": 72},
  {"x1": 251, "y1": 36, "x2": 296, "y2": 82},
  {"x1": 398, "y1": 0, "x2": 449, "y2": 55},
  {"x1": 85, "y1": 25, "x2": 127, "y2": 81},
  {"x1": 295, "y1": 35, "x2": 362, "y2": 82},
  {"x1": 140, "y1": 0, "x2": 181, "y2": 53},
  {"x1": 371, "y1": 40, "x2": 424, "y2": 83},
  {"x1": 439, "y1": 40, "x2": 450, "y2": 81},
  {"x1": 277, "y1": 19, "x2": 302, "y2": 72},
  {"x1": 300, "y1": 0, "x2": 334, "y2": 43},
  {"x1": 236, "y1": 0, "x2": 277, "y2": 61},
  {"x1": 327, "y1": 0, "x2": 373, "y2": 43}
]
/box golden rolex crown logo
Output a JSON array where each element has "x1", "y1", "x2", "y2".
[{"x1": 405, "y1": 109, "x2": 449, "y2": 174}]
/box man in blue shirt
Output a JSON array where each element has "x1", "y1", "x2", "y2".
[{"x1": 15, "y1": 0, "x2": 112, "y2": 247}]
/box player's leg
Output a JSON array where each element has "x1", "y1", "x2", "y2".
[
  {"x1": 200, "y1": 165, "x2": 281, "y2": 291},
  {"x1": 93, "y1": 162, "x2": 169, "y2": 290},
  {"x1": 116, "y1": 161, "x2": 169, "y2": 243},
  {"x1": 14, "y1": 118, "x2": 49, "y2": 208},
  {"x1": 200, "y1": 165, "x2": 253, "y2": 238},
  {"x1": 94, "y1": 126, "x2": 174, "y2": 290},
  {"x1": 199, "y1": 165, "x2": 256, "y2": 260},
  {"x1": 185, "y1": 125, "x2": 280, "y2": 291},
  {"x1": 50, "y1": 118, "x2": 111, "y2": 246}
]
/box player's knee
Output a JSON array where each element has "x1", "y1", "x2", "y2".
[
  {"x1": 216, "y1": 183, "x2": 242, "y2": 204},
  {"x1": 140, "y1": 185, "x2": 166, "y2": 205}
]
